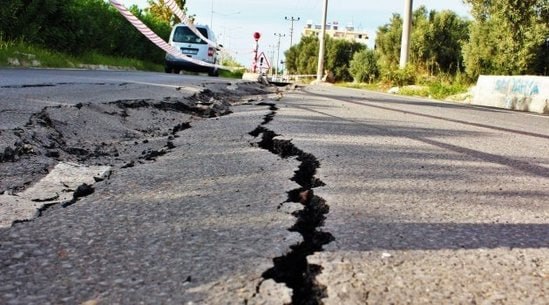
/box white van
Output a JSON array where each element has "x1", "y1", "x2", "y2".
[{"x1": 165, "y1": 24, "x2": 220, "y2": 76}]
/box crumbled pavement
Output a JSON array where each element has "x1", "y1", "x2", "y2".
[
  {"x1": 0, "y1": 76, "x2": 302, "y2": 303},
  {"x1": 0, "y1": 102, "x2": 300, "y2": 304},
  {"x1": 0, "y1": 162, "x2": 111, "y2": 228},
  {"x1": 0, "y1": 81, "x2": 272, "y2": 194}
]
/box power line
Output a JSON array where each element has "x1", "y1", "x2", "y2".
[{"x1": 285, "y1": 16, "x2": 301, "y2": 47}]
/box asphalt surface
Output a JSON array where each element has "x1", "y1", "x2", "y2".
[
  {"x1": 1, "y1": 105, "x2": 299, "y2": 305},
  {"x1": 1, "y1": 69, "x2": 297, "y2": 304},
  {"x1": 268, "y1": 86, "x2": 549, "y2": 304},
  {"x1": 0, "y1": 69, "x2": 269, "y2": 194},
  {"x1": 1, "y1": 69, "x2": 548, "y2": 304}
]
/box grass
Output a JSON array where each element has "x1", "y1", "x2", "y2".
[
  {"x1": 0, "y1": 38, "x2": 246, "y2": 77},
  {"x1": 339, "y1": 78, "x2": 470, "y2": 100},
  {"x1": 425, "y1": 82, "x2": 469, "y2": 99},
  {"x1": 0, "y1": 37, "x2": 163, "y2": 71},
  {"x1": 219, "y1": 68, "x2": 245, "y2": 79},
  {"x1": 340, "y1": 82, "x2": 386, "y2": 91}
]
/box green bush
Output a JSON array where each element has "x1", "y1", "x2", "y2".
[
  {"x1": 349, "y1": 49, "x2": 379, "y2": 83},
  {"x1": 382, "y1": 64, "x2": 416, "y2": 86},
  {"x1": 0, "y1": 0, "x2": 171, "y2": 65},
  {"x1": 428, "y1": 82, "x2": 468, "y2": 99}
]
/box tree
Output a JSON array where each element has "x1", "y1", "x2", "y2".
[
  {"x1": 463, "y1": 0, "x2": 549, "y2": 77},
  {"x1": 0, "y1": 0, "x2": 172, "y2": 64},
  {"x1": 146, "y1": 0, "x2": 186, "y2": 25},
  {"x1": 411, "y1": 8, "x2": 470, "y2": 74},
  {"x1": 375, "y1": 7, "x2": 470, "y2": 76},
  {"x1": 326, "y1": 38, "x2": 365, "y2": 81},
  {"x1": 285, "y1": 35, "x2": 319, "y2": 76},
  {"x1": 349, "y1": 49, "x2": 379, "y2": 83},
  {"x1": 375, "y1": 13, "x2": 403, "y2": 70},
  {"x1": 0, "y1": 0, "x2": 65, "y2": 42},
  {"x1": 285, "y1": 35, "x2": 364, "y2": 82}
]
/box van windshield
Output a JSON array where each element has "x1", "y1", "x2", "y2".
[{"x1": 173, "y1": 27, "x2": 209, "y2": 44}]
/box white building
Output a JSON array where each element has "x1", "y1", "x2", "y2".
[{"x1": 303, "y1": 20, "x2": 368, "y2": 44}]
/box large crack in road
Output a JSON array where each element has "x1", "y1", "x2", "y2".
[
  {"x1": 250, "y1": 103, "x2": 334, "y2": 305},
  {"x1": 0, "y1": 82, "x2": 272, "y2": 227}
]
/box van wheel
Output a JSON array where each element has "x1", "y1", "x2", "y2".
[
  {"x1": 173, "y1": 68, "x2": 181, "y2": 74},
  {"x1": 208, "y1": 68, "x2": 219, "y2": 77}
]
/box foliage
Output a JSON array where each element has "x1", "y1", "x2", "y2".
[
  {"x1": 0, "y1": 0, "x2": 175, "y2": 65},
  {"x1": 349, "y1": 49, "x2": 379, "y2": 83},
  {"x1": 219, "y1": 68, "x2": 244, "y2": 79},
  {"x1": 339, "y1": 82, "x2": 381, "y2": 91},
  {"x1": 0, "y1": 38, "x2": 163, "y2": 71},
  {"x1": 285, "y1": 35, "x2": 365, "y2": 82},
  {"x1": 410, "y1": 7, "x2": 470, "y2": 74},
  {"x1": 146, "y1": 0, "x2": 187, "y2": 25},
  {"x1": 462, "y1": 0, "x2": 549, "y2": 77},
  {"x1": 220, "y1": 53, "x2": 243, "y2": 68},
  {"x1": 375, "y1": 13, "x2": 403, "y2": 70},
  {"x1": 427, "y1": 81, "x2": 468, "y2": 99},
  {"x1": 382, "y1": 64, "x2": 417, "y2": 86},
  {"x1": 375, "y1": 6, "x2": 470, "y2": 77},
  {"x1": 218, "y1": 53, "x2": 245, "y2": 78},
  {"x1": 285, "y1": 35, "x2": 319, "y2": 76},
  {"x1": 339, "y1": 76, "x2": 469, "y2": 100},
  {"x1": 325, "y1": 38, "x2": 365, "y2": 81}
]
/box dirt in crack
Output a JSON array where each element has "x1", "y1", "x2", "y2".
[{"x1": 249, "y1": 108, "x2": 334, "y2": 305}]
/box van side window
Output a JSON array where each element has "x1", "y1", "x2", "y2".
[{"x1": 173, "y1": 27, "x2": 209, "y2": 44}]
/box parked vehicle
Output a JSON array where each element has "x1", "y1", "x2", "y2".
[{"x1": 165, "y1": 24, "x2": 220, "y2": 76}]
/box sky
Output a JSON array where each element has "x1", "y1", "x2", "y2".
[{"x1": 123, "y1": 0, "x2": 472, "y2": 67}]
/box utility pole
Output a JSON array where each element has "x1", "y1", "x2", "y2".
[
  {"x1": 285, "y1": 16, "x2": 301, "y2": 47},
  {"x1": 399, "y1": 0, "x2": 413, "y2": 69},
  {"x1": 210, "y1": 0, "x2": 214, "y2": 29},
  {"x1": 316, "y1": 0, "x2": 328, "y2": 81},
  {"x1": 268, "y1": 44, "x2": 276, "y2": 75},
  {"x1": 274, "y1": 33, "x2": 285, "y2": 77}
]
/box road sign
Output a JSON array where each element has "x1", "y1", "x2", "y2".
[{"x1": 257, "y1": 52, "x2": 270, "y2": 69}]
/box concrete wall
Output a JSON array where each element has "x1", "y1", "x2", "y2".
[{"x1": 472, "y1": 75, "x2": 549, "y2": 114}]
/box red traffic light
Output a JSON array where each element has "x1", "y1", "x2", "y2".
[{"x1": 253, "y1": 32, "x2": 261, "y2": 41}]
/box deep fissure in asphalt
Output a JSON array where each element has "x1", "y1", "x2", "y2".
[{"x1": 250, "y1": 103, "x2": 334, "y2": 305}]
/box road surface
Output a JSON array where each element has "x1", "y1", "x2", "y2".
[{"x1": 0, "y1": 69, "x2": 548, "y2": 305}]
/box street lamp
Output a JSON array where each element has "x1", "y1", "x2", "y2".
[
  {"x1": 285, "y1": 16, "x2": 300, "y2": 47},
  {"x1": 274, "y1": 33, "x2": 285, "y2": 77}
]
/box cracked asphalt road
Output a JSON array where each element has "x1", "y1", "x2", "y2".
[
  {"x1": 1, "y1": 69, "x2": 298, "y2": 304},
  {"x1": 1, "y1": 69, "x2": 548, "y2": 305},
  {"x1": 269, "y1": 86, "x2": 549, "y2": 304},
  {"x1": 0, "y1": 69, "x2": 268, "y2": 194}
]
